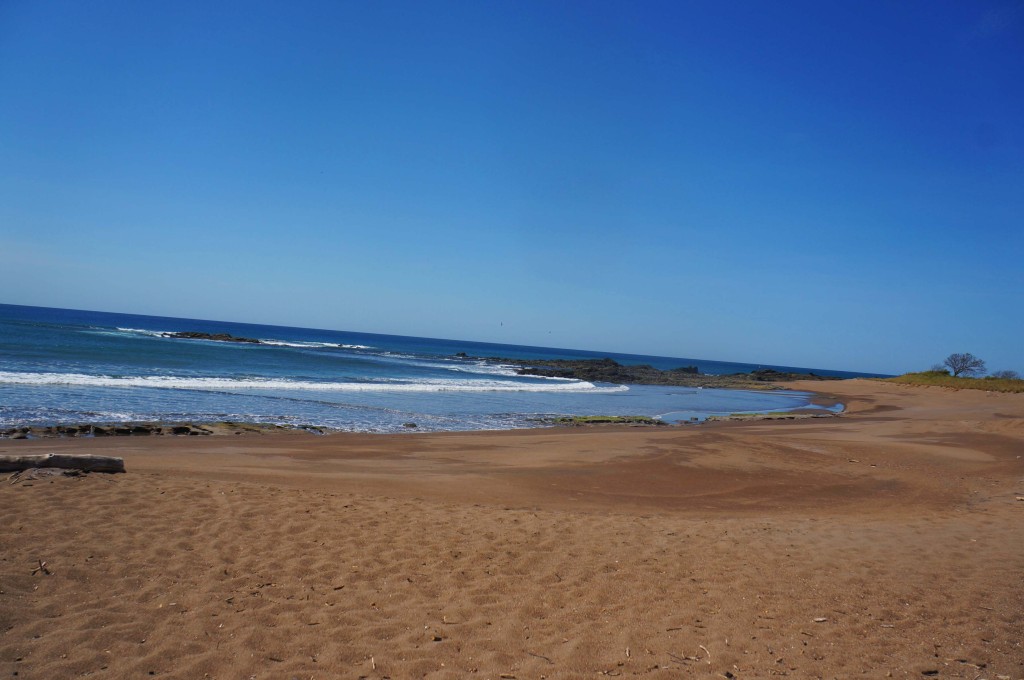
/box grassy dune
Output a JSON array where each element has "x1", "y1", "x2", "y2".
[{"x1": 886, "y1": 371, "x2": 1024, "y2": 393}]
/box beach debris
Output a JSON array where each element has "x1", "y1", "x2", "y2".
[
  {"x1": 10, "y1": 468, "x2": 85, "y2": 484},
  {"x1": 31, "y1": 559, "x2": 51, "y2": 576},
  {"x1": 527, "y1": 651, "x2": 553, "y2": 664},
  {"x1": 699, "y1": 644, "x2": 712, "y2": 662},
  {"x1": 813, "y1": 617, "x2": 828, "y2": 623}
]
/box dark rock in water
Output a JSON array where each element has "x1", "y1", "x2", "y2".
[
  {"x1": 462, "y1": 356, "x2": 840, "y2": 389},
  {"x1": 454, "y1": 352, "x2": 469, "y2": 358},
  {"x1": 2, "y1": 421, "x2": 301, "y2": 440},
  {"x1": 514, "y1": 358, "x2": 690, "y2": 385},
  {"x1": 750, "y1": 369, "x2": 789, "y2": 381},
  {"x1": 166, "y1": 331, "x2": 261, "y2": 344},
  {"x1": 403, "y1": 422, "x2": 418, "y2": 428}
]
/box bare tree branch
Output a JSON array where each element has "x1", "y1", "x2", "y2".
[{"x1": 943, "y1": 353, "x2": 986, "y2": 377}]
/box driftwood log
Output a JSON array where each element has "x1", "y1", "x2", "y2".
[{"x1": 0, "y1": 453, "x2": 125, "y2": 473}]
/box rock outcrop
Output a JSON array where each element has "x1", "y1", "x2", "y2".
[
  {"x1": 457, "y1": 356, "x2": 839, "y2": 389},
  {"x1": 165, "y1": 331, "x2": 261, "y2": 344}
]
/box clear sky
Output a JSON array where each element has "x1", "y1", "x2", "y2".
[{"x1": 1, "y1": 0, "x2": 1021, "y2": 375}]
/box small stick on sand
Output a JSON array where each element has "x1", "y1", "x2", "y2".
[
  {"x1": 527, "y1": 651, "x2": 553, "y2": 664},
  {"x1": 699, "y1": 644, "x2": 711, "y2": 663},
  {"x1": 31, "y1": 559, "x2": 51, "y2": 576}
]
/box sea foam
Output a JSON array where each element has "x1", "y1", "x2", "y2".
[
  {"x1": 0, "y1": 371, "x2": 627, "y2": 394},
  {"x1": 113, "y1": 327, "x2": 372, "y2": 350}
]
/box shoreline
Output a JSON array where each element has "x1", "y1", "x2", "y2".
[
  {"x1": 2, "y1": 379, "x2": 1022, "y2": 678},
  {"x1": 0, "y1": 382, "x2": 844, "y2": 439}
]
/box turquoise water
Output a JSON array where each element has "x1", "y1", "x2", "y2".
[{"x1": 0, "y1": 304, "x2": 858, "y2": 432}]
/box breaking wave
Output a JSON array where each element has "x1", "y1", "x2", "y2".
[
  {"x1": 111, "y1": 328, "x2": 372, "y2": 350},
  {"x1": 0, "y1": 371, "x2": 628, "y2": 394}
]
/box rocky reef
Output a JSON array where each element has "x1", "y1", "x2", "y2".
[
  {"x1": 165, "y1": 331, "x2": 262, "y2": 343},
  {"x1": 456, "y1": 355, "x2": 839, "y2": 389},
  {"x1": 545, "y1": 415, "x2": 667, "y2": 426},
  {"x1": 0, "y1": 422, "x2": 322, "y2": 439}
]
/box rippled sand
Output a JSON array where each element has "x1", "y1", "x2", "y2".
[{"x1": 1, "y1": 379, "x2": 1022, "y2": 678}]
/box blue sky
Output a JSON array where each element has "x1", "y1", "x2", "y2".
[{"x1": 1, "y1": 0, "x2": 1021, "y2": 375}]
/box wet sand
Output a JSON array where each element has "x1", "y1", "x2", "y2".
[{"x1": 1, "y1": 379, "x2": 1022, "y2": 678}]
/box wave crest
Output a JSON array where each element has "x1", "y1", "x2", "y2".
[
  {"x1": 0, "y1": 371, "x2": 628, "y2": 394},
  {"x1": 112, "y1": 327, "x2": 373, "y2": 350}
]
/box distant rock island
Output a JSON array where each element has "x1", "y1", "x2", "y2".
[
  {"x1": 454, "y1": 354, "x2": 839, "y2": 389},
  {"x1": 165, "y1": 331, "x2": 261, "y2": 344}
]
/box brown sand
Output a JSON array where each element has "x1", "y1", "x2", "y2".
[{"x1": 1, "y1": 379, "x2": 1021, "y2": 679}]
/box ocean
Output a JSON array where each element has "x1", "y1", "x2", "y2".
[{"x1": 0, "y1": 304, "x2": 865, "y2": 433}]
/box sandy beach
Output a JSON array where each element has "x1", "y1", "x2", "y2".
[{"x1": 1, "y1": 379, "x2": 1021, "y2": 679}]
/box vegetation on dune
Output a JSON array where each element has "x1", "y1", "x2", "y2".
[
  {"x1": 889, "y1": 353, "x2": 1024, "y2": 392},
  {"x1": 887, "y1": 371, "x2": 1024, "y2": 393}
]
